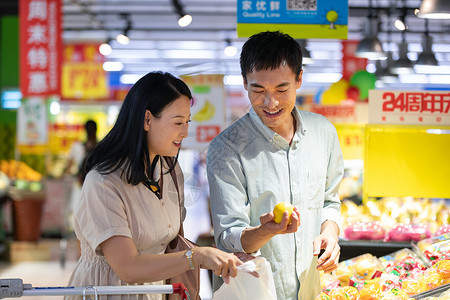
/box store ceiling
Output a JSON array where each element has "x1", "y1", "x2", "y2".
[{"x1": 3, "y1": 0, "x2": 450, "y2": 90}]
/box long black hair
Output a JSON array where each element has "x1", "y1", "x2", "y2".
[
  {"x1": 240, "y1": 31, "x2": 303, "y2": 82},
  {"x1": 85, "y1": 71, "x2": 192, "y2": 185}
]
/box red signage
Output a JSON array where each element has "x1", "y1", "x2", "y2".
[
  {"x1": 341, "y1": 41, "x2": 367, "y2": 80},
  {"x1": 196, "y1": 126, "x2": 220, "y2": 143},
  {"x1": 369, "y1": 90, "x2": 450, "y2": 125},
  {"x1": 20, "y1": 0, "x2": 62, "y2": 97}
]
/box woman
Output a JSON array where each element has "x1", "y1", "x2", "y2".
[{"x1": 66, "y1": 71, "x2": 243, "y2": 299}]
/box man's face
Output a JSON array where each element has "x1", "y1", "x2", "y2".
[{"x1": 244, "y1": 65, "x2": 302, "y2": 134}]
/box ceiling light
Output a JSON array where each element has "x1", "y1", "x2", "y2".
[
  {"x1": 172, "y1": 0, "x2": 192, "y2": 27},
  {"x1": 355, "y1": 17, "x2": 387, "y2": 60},
  {"x1": 103, "y1": 61, "x2": 124, "y2": 72},
  {"x1": 391, "y1": 35, "x2": 414, "y2": 74},
  {"x1": 178, "y1": 14, "x2": 192, "y2": 27},
  {"x1": 99, "y1": 41, "x2": 112, "y2": 56},
  {"x1": 375, "y1": 53, "x2": 398, "y2": 83},
  {"x1": 395, "y1": 2, "x2": 409, "y2": 31},
  {"x1": 394, "y1": 18, "x2": 408, "y2": 31},
  {"x1": 116, "y1": 34, "x2": 130, "y2": 45},
  {"x1": 224, "y1": 39, "x2": 237, "y2": 57},
  {"x1": 116, "y1": 14, "x2": 131, "y2": 45},
  {"x1": 298, "y1": 39, "x2": 313, "y2": 65},
  {"x1": 417, "y1": 0, "x2": 450, "y2": 19},
  {"x1": 415, "y1": 20, "x2": 438, "y2": 67}
]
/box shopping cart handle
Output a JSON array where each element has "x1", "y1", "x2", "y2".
[
  {"x1": 171, "y1": 283, "x2": 191, "y2": 300},
  {"x1": 0, "y1": 279, "x2": 32, "y2": 299}
]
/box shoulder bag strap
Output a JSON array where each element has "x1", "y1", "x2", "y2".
[{"x1": 165, "y1": 157, "x2": 184, "y2": 236}]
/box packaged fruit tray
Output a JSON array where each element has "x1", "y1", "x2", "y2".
[{"x1": 411, "y1": 282, "x2": 450, "y2": 299}]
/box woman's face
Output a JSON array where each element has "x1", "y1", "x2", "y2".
[{"x1": 145, "y1": 95, "x2": 191, "y2": 162}]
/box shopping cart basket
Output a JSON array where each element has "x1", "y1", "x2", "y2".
[{"x1": 0, "y1": 278, "x2": 191, "y2": 300}]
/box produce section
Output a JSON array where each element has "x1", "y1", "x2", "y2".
[{"x1": 319, "y1": 235, "x2": 450, "y2": 299}]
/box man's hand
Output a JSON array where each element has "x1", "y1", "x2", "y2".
[
  {"x1": 260, "y1": 206, "x2": 301, "y2": 235},
  {"x1": 313, "y1": 220, "x2": 340, "y2": 273},
  {"x1": 241, "y1": 207, "x2": 300, "y2": 254}
]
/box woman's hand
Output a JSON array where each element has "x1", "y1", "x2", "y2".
[{"x1": 194, "y1": 247, "x2": 243, "y2": 284}]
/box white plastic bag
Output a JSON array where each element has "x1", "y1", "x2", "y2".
[{"x1": 212, "y1": 256, "x2": 277, "y2": 300}]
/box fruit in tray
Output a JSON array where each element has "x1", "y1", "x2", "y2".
[
  {"x1": 387, "y1": 224, "x2": 431, "y2": 242},
  {"x1": 435, "y1": 224, "x2": 450, "y2": 237},
  {"x1": 418, "y1": 234, "x2": 450, "y2": 264},
  {"x1": 432, "y1": 259, "x2": 450, "y2": 278},
  {"x1": 344, "y1": 221, "x2": 385, "y2": 240},
  {"x1": 0, "y1": 160, "x2": 42, "y2": 181}
]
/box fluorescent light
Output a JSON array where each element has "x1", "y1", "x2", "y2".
[
  {"x1": 120, "y1": 74, "x2": 142, "y2": 84},
  {"x1": 303, "y1": 73, "x2": 342, "y2": 83},
  {"x1": 223, "y1": 75, "x2": 243, "y2": 86},
  {"x1": 414, "y1": 65, "x2": 449, "y2": 74},
  {"x1": 103, "y1": 61, "x2": 124, "y2": 72}
]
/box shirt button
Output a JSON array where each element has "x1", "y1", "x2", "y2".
[
  {"x1": 161, "y1": 201, "x2": 165, "y2": 206},
  {"x1": 160, "y1": 243, "x2": 165, "y2": 247},
  {"x1": 168, "y1": 224, "x2": 172, "y2": 229}
]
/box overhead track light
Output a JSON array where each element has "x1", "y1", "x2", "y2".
[
  {"x1": 394, "y1": 0, "x2": 409, "y2": 31},
  {"x1": 99, "y1": 39, "x2": 112, "y2": 56},
  {"x1": 416, "y1": 19, "x2": 438, "y2": 68},
  {"x1": 224, "y1": 39, "x2": 237, "y2": 57},
  {"x1": 380, "y1": 6, "x2": 398, "y2": 82},
  {"x1": 116, "y1": 14, "x2": 131, "y2": 45},
  {"x1": 297, "y1": 39, "x2": 313, "y2": 65},
  {"x1": 391, "y1": 32, "x2": 414, "y2": 74},
  {"x1": 355, "y1": 0, "x2": 387, "y2": 60},
  {"x1": 417, "y1": 0, "x2": 450, "y2": 19},
  {"x1": 172, "y1": 0, "x2": 192, "y2": 27}
]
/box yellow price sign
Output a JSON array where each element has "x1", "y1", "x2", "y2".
[{"x1": 335, "y1": 124, "x2": 365, "y2": 160}]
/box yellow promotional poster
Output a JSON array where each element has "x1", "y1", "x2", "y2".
[
  {"x1": 61, "y1": 63, "x2": 108, "y2": 100},
  {"x1": 364, "y1": 125, "x2": 450, "y2": 200},
  {"x1": 181, "y1": 74, "x2": 225, "y2": 150},
  {"x1": 335, "y1": 124, "x2": 364, "y2": 161},
  {"x1": 61, "y1": 44, "x2": 108, "y2": 100}
]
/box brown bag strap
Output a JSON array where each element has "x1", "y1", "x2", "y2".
[{"x1": 165, "y1": 157, "x2": 184, "y2": 236}]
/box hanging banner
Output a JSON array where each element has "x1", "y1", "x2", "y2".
[
  {"x1": 181, "y1": 75, "x2": 226, "y2": 151},
  {"x1": 20, "y1": 0, "x2": 62, "y2": 97},
  {"x1": 237, "y1": 0, "x2": 348, "y2": 39},
  {"x1": 61, "y1": 44, "x2": 108, "y2": 100},
  {"x1": 369, "y1": 90, "x2": 450, "y2": 125}
]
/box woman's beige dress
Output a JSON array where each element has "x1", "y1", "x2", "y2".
[{"x1": 65, "y1": 162, "x2": 185, "y2": 300}]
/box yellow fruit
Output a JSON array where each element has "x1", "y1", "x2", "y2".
[
  {"x1": 273, "y1": 202, "x2": 294, "y2": 224},
  {"x1": 192, "y1": 100, "x2": 215, "y2": 122}
]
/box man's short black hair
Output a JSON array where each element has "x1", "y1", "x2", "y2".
[{"x1": 240, "y1": 31, "x2": 303, "y2": 82}]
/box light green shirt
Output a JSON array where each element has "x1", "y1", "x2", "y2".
[{"x1": 207, "y1": 107, "x2": 344, "y2": 300}]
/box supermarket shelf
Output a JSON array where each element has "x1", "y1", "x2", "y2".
[{"x1": 339, "y1": 239, "x2": 413, "y2": 261}]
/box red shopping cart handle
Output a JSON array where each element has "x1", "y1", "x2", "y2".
[{"x1": 171, "y1": 283, "x2": 191, "y2": 300}]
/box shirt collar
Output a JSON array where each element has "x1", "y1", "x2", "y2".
[{"x1": 249, "y1": 106, "x2": 307, "y2": 147}]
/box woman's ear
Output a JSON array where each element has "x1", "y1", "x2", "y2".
[{"x1": 144, "y1": 110, "x2": 152, "y2": 131}]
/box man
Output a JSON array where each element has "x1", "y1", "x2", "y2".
[{"x1": 207, "y1": 31, "x2": 344, "y2": 299}]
